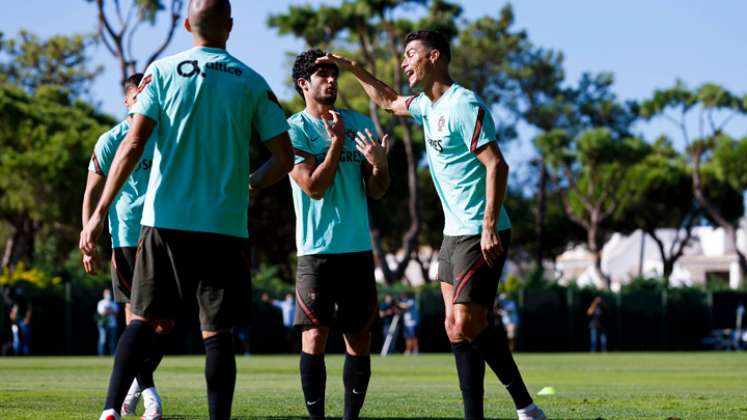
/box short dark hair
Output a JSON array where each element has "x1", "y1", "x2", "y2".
[
  {"x1": 291, "y1": 48, "x2": 339, "y2": 98},
  {"x1": 404, "y1": 30, "x2": 451, "y2": 64},
  {"x1": 123, "y1": 73, "x2": 144, "y2": 91}
]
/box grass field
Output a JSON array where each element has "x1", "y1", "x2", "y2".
[{"x1": 1, "y1": 352, "x2": 746, "y2": 419}]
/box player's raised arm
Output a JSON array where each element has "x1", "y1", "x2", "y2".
[
  {"x1": 289, "y1": 110, "x2": 346, "y2": 200},
  {"x1": 357, "y1": 128, "x2": 391, "y2": 199},
  {"x1": 316, "y1": 53, "x2": 412, "y2": 117}
]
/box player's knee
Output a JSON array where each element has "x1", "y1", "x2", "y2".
[
  {"x1": 302, "y1": 327, "x2": 328, "y2": 354},
  {"x1": 452, "y1": 318, "x2": 484, "y2": 341}
]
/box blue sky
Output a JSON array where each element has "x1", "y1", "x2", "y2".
[{"x1": 4, "y1": 0, "x2": 747, "y2": 174}]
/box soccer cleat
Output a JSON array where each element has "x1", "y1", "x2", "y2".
[
  {"x1": 517, "y1": 403, "x2": 546, "y2": 420},
  {"x1": 121, "y1": 380, "x2": 142, "y2": 416},
  {"x1": 99, "y1": 408, "x2": 121, "y2": 420},
  {"x1": 140, "y1": 387, "x2": 163, "y2": 420}
]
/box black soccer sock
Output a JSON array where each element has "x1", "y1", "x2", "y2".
[
  {"x1": 135, "y1": 331, "x2": 167, "y2": 390},
  {"x1": 204, "y1": 332, "x2": 236, "y2": 420},
  {"x1": 452, "y1": 340, "x2": 485, "y2": 420},
  {"x1": 300, "y1": 352, "x2": 326, "y2": 420},
  {"x1": 104, "y1": 320, "x2": 155, "y2": 411},
  {"x1": 342, "y1": 353, "x2": 371, "y2": 420},
  {"x1": 471, "y1": 327, "x2": 532, "y2": 409}
]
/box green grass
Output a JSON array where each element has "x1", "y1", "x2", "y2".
[{"x1": 1, "y1": 353, "x2": 746, "y2": 419}]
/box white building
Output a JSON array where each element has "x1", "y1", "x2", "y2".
[{"x1": 555, "y1": 220, "x2": 747, "y2": 290}]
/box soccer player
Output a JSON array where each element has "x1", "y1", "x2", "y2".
[
  {"x1": 82, "y1": 73, "x2": 163, "y2": 419},
  {"x1": 317, "y1": 30, "x2": 546, "y2": 420},
  {"x1": 79, "y1": 1, "x2": 294, "y2": 419},
  {"x1": 288, "y1": 48, "x2": 390, "y2": 420}
]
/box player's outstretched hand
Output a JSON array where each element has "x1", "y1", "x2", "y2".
[
  {"x1": 82, "y1": 251, "x2": 97, "y2": 275},
  {"x1": 355, "y1": 128, "x2": 389, "y2": 171},
  {"x1": 480, "y1": 228, "x2": 504, "y2": 267},
  {"x1": 321, "y1": 109, "x2": 345, "y2": 142},
  {"x1": 79, "y1": 212, "x2": 104, "y2": 256},
  {"x1": 315, "y1": 53, "x2": 355, "y2": 70}
]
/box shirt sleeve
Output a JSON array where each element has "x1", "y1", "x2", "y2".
[
  {"x1": 129, "y1": 64, "x2": 160, "y2": 123},
  {"x1": 252, "y1": 79, "x2": 290, "y2": 142},
  {"x1": 405, "y1": 94, "x2": 424, "y2": 125},
  {"x1": 88, "y1": 131, "x2": 116, "y2": 176},
  {"x1": 288, "y1": 121, "x2": 313, "y2": 165},
  {"x1": 453, "y1": 99, "x2": 497, "y2": 153}
]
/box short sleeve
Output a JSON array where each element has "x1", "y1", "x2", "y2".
[
  {"x1": 130, "y1": 64, "x2": 160, "y2": 123},
  {"x1": 453, "y1": 99, "x2": 497, "y2": 152},
  {"x1": 406, "y1": 94, "x2": 425, "y2": 125},
  {"x1": 253, "y1": 80, "x2": 290, "y2": 142},
  {"x1": 88, "y1": 131, "x2": 116, "y2": 176},
  {"x1": 288, "y1": 121, "x2": 313, "y2": 165}
]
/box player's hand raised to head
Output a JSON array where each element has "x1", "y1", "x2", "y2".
[
  {"x1": 315, "y1": 53, "x2": 355, "y2": 70},
  {"x1": 321, "y1": 110, "x2": 345, "y2": 143},
  {"x1": 355, "y1": 128, "x2": 389, "y2": 171}
]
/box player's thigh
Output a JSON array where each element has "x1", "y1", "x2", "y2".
[
  {"x1": 111, "y1": 246, "x2": 137, "y2": 304},
  {"x1": 130, "y1": 227, "x2": 180, "y2": 322},
  {"x1": 450, "y1": 231, "x2": 511, "y2": 307},
  {"x1": 193, "y1": 233, "x2": 252, "y2": 332},
  {"x1": 334, "y1": 251, "x2": 378, "y2": 334},
  {"x1": 294, "y1": 254, "x2": 335, "y2": 329}
]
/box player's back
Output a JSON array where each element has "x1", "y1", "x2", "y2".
[{"x1": 133, "y1": 47, "x2": 287, "y2": 238}]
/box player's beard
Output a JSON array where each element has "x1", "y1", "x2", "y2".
[{"x1": 316, "y1": 91, "x2": 337, "y2": 106}]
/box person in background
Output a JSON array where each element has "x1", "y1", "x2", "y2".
[
  {"x1": 10, "y1": 302, "x2": 32, "y2": 356},
  {"x1": 587, "y1": 296, "x2": 607, "y2": 352},
  {"x1": 97, "y1": 288, "x2": 120, "y2": 356},
  {"x1": 400, "y1": 293, "x2": 419, "y2": 355},
  {"x1": 496, "y1": 293, "x2": 519, "y2": 352}
]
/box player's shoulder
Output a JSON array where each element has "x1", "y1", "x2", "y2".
[
  {"x1": 451, "y1": 84, "x2": 484, "y2": 106},
  {"x1": 98, "y1": 119, "x2": 129, "y2": 146},
  {"x1": 287, "y1": 111, "x2": 307, "y2": 128},
  {"x1": 339, "y1": 108, "x2": 373, "y2": 126}
]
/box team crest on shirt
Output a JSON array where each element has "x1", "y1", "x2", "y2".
[{"x1": 438, "y1": 115, "x2": 446, "y2": 132}]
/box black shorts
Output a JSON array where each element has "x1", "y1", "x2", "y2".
[
  {"x1": 294, "y1": 251, "x2": 378, "y2": 332},
  {"x1": 130, "y1": 226, "x2": 252, "y2": 331},
  {"x1": 111, "y1": 247, "x2": 137, "y2": 303},
  {"x1": 438, "y1": 229, "x2": 511, "y2": 306}
]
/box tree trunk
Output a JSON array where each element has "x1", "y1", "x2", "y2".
[
  {"x1": 535, "y1": 157, "x2": 547, "y2": 268},
  {"x1": 2, "y1": 219, "x2": 38, "y2": 270},
  {"x1": 588, "y1": 221, "x2": 609, "y2": 289},
  {"x1": 691, "y1": 145, "x2": 747, "y2": 287}
]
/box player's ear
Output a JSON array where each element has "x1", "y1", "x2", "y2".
[
  {"x1": 184, "y1": 17, "x2": 192, "y2": 33},
  {"x1": 428, "y1": 48, "x2": 440, "y2": 64},
  {"x1": 297, "y1": 78, "x2": 308, "y2": 92},
  {"x1": 227, "y1": 17, "x2": 234, "y2": 34}
]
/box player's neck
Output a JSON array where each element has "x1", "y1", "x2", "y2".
[
  {"x1": 423, "y1": 73, "x2": 454, "y2": 103},
  {"x1": 305, "y1": 101, "x2": 335, "y2": 119},
  {"x1": 192, "y1": 37, "x2": 226, "y2": 50}
]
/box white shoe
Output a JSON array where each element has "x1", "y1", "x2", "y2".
[
  {"x1": 141, "y1": 387, "x2": 163, "y2": 420},
  {"x1": 517, "y1": 403, "x2": 546, "y2": 420},
  {"x1": 99, "y1": 408, "x2": 121, "y2": 420},
  {"x1": 121, "y1": 380, "x2": 141, "y2": 416}
]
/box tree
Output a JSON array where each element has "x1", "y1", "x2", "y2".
[
  {"x1": 85, "y1": 0, "x2": 184, "y2": 90},
  {"x1": 538, "y1": 128, "x2": 650, "y2": 288},
  {"x1": 0, "y1": 30, "x2": 102, "y2": 98},
  {"x1": 0, "y1": 83, "x2": 114, "y2": 269},
  {"x1": 641, "y1": 82, "x2": 747, "y2": 287},
  {"x1": 615, "y1": 138, "x2": 697, "y2": 283}
]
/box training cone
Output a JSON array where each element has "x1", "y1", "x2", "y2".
[{"x1": 537, "y1": 386, "x2": 556, "y2": 396}]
